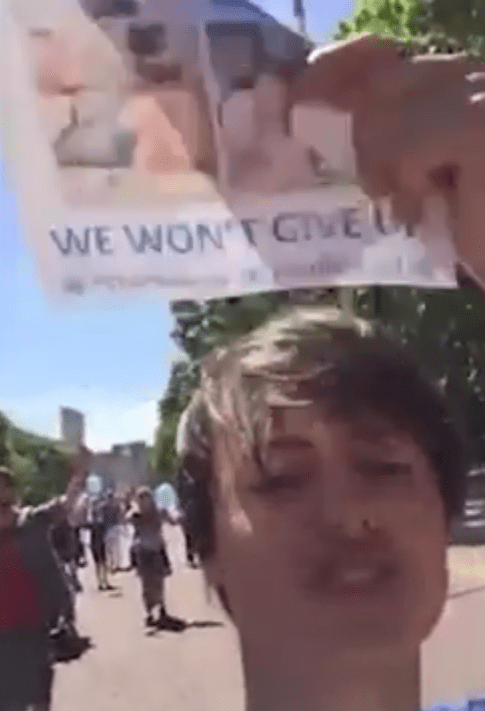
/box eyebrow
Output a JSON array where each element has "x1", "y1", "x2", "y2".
[
  {"x1": 346, "y1": 417, "x2": 408, "y2": 444},
  {"x1": 265, "y1": 435, "x2": 315, "y2": 450}
]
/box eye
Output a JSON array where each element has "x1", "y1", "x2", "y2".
[
  {"x1": 251, "y1": 470, "x2": 309, "y2": 495},
  {"x1": 355, "y1": 460, "x2": 412, "y2": 479},
  {"x1": 251, "y1": 440, "x2": 317, "y2": 496}
]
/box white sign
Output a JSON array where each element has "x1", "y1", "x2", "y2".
[{"x1": 1, "y1": 0, "x2": 457, "y2": 302}]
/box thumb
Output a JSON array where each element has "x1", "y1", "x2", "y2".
[
  {"x1": 289, "y1": 34, "x2": 404, "y2": 111},
  {"x1": 454, "y1": 158, "x2": 485, "y2": 284}
]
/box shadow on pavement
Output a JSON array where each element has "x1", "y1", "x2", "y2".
[
  {"x1": 448, "y1": 584, "x2": 485, "y2": 600},
  {"x1": 52, "y1": 633, "x2": 94, "y2": 664},
  {"x1": 186, "y1": 620, "x2": 224, "y2": 629},
  {"x1": 146, "y1": 620, "x2": 224, "y2": 636},
  {"x1": 107, "y1": 589, "x2": 124, "y2": 598}
]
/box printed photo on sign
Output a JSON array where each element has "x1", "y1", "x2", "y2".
[
  {"x1": 14, "y1": 0, "x2": 351, "y2": 209},
  {"x1": 21, "y1": 5, "x2": 222, "y2": 210}
]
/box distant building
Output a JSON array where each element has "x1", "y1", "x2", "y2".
[
  {"x1": 59, "y1": 409, "x2": 153, "y2": 493},
  {"x1": 92, "y1": 441, "x2": 154, "y2": 494},
  {"x1": 60, "y1": 407, "x2": 85, "y2": 447}
]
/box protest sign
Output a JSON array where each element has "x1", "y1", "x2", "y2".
[{"x1": 0, "y1": 0, "x2": 457, "y2": 301}]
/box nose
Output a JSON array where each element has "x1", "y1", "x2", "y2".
[{"x1": 313, "y1": 464, "x2": 380, "y2": 538}]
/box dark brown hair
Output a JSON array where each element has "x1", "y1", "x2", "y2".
[{"x1": 176, "y1": 307, "x2": 468, "y2": 559}]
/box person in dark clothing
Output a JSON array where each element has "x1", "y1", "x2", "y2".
[
  {"x1": 50, "y1": 507, "x2": 82, "y2": 594},
  {"x1": 128, "y1": 487, "x2": 185, "y2": 631},
  {"x1": 176, "y1": 466, "x2": 198, "y2": 568},
  {"x1": 74, "y1": 526, "x2": 86, "y2": 567},
  {"x1": 0, "y1": 448, "x2": 89, "y2": 711},
  {"x1": 88, "y1": 498, "x2": 113, "y2": 591}
]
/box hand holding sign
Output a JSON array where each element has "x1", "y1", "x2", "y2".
[{"x1": 292, "y1": 34, "x2": 485, "y2": 285}]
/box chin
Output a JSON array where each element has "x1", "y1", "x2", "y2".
[{"x1": 327, "y1": 627, "x2": 421, "y2": 666}]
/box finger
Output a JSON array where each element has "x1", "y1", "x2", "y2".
[
  {"x1": 383, "y1": 154, "x2": 436, "y2": 228},
  {"x1": 289, "y1": 34, "x2": 404, "y2": 110},
  {"x1": 369, "y1": 55, "x2": 478, "y2": 99},
  {"x1": 428, "y1": 165, "x2": 460, "y2": 220},
  {"x1": 390, "y1": 190, "x2": 425, "y2": 226},
  {"x1": 453, "y1": 158, "x2": 485, "y2": 282},
  {"x1": 355, "y1": 157, "x2": 399, "y2": 199}
]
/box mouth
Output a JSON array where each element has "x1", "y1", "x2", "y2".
[{"x1": 306, "y1": 558, "x2": 399, "y2": 600}]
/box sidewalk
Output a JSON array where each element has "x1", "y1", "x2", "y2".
[
  {"x1": 447, "y1": 545, "x2": 485, "y2": 597},
  {"x1": 53, "y1": 526, "x2": 243, "y2": 711},
  {"x1": 52, "y1": 532, "x2": 485, "y2": 711}
]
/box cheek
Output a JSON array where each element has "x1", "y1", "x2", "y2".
[
  {"x1": 214, "y1": 494, "x2": 296, "y2": 601},
  {"x1": 397, "y1": 506, "x2": 449, "y2": 637}
]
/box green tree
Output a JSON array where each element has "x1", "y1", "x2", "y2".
[
  {"x1": 0, "y1": 413, "x2": 72, "y2": 504},
  {"x1": 154, "y1": 359, "x2": 200, "y2": 480},
  {"x1": 338, "y1": 0, "x2": 485, "y2": 55},
  {"x1": 0, "y1": 413, "x2": 10, "y2": 466},
  {"x1": 355, "y1": 283, "x2": 485, "y2": 461}
]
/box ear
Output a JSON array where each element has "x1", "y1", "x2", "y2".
[{"x1": 289, "y1": 33, "x2": 404, "y2": 112}]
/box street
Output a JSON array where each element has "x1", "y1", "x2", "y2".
[
  {"x1": 53, "y1": 527, "x2": 485, "y2": 711},
  {"x1": 53, "y1": 525, "x2": 243, "y2": 711}
]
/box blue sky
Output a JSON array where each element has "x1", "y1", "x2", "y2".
[{"x1": 0, "y1": 0, "x2": 353, "y2": 450}]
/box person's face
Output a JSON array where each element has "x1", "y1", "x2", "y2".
[
  {"x1": 0, "y1": 480, "x2": 17, "y2": 531},
  {"x1": 137, "y1": 492, "x2": 153, "y2": 513},
  {"x1": 208, "y1": 403, "x2": 448, "y2": 665}
]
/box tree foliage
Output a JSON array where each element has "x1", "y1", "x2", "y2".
[
  {"x1": 355, "y1": 283, "x2": 485, "y2": 461},
  {"x1": 0, "y1": 413, "x2": 10, "y2": 466},
  {"x1": 0, "y1": 414, "x2": 71, "y2": 504},
  {"x1": 338, "y1": 0, "x2": 485, "y2": 55},
  {"x1": 154, "y1": 359, "x2": 200, "y2": 481}
]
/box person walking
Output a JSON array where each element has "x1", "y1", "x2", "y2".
[
  {"x1": 102, "y1": 491, "x2": 122, "y2": 574},
  {"x1": 129, "y1": 487, "x2": 185, "y2": 631},
  {"x1": 0, "y1": 447, "x2": 89, "y2": 711},
  {"x1": 87, "y1": 497, "x2": 113, "y2": 591},
  {"x1": 50, "y1": 504, "x2": 82, "y2": 594}
]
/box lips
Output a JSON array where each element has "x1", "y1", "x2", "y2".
[{"x1": 305, "y1": 556, "x2": 399, "y2": 599}]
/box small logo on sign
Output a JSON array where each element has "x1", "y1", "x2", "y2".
[{"x1": 64, "y1": 279, "x2": 85, "y2": 295}]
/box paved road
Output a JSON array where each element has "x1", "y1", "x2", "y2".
[
  {"x1": 53, "y1": 526, "x2": 243, "y2": 711},
  {"x1": 53, "y1": 531, "x2": 485, "y2": 711}
]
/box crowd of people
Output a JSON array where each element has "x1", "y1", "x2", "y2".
[{"x1": 0, "y1": 446, "x2": 199, "y2": 711}]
